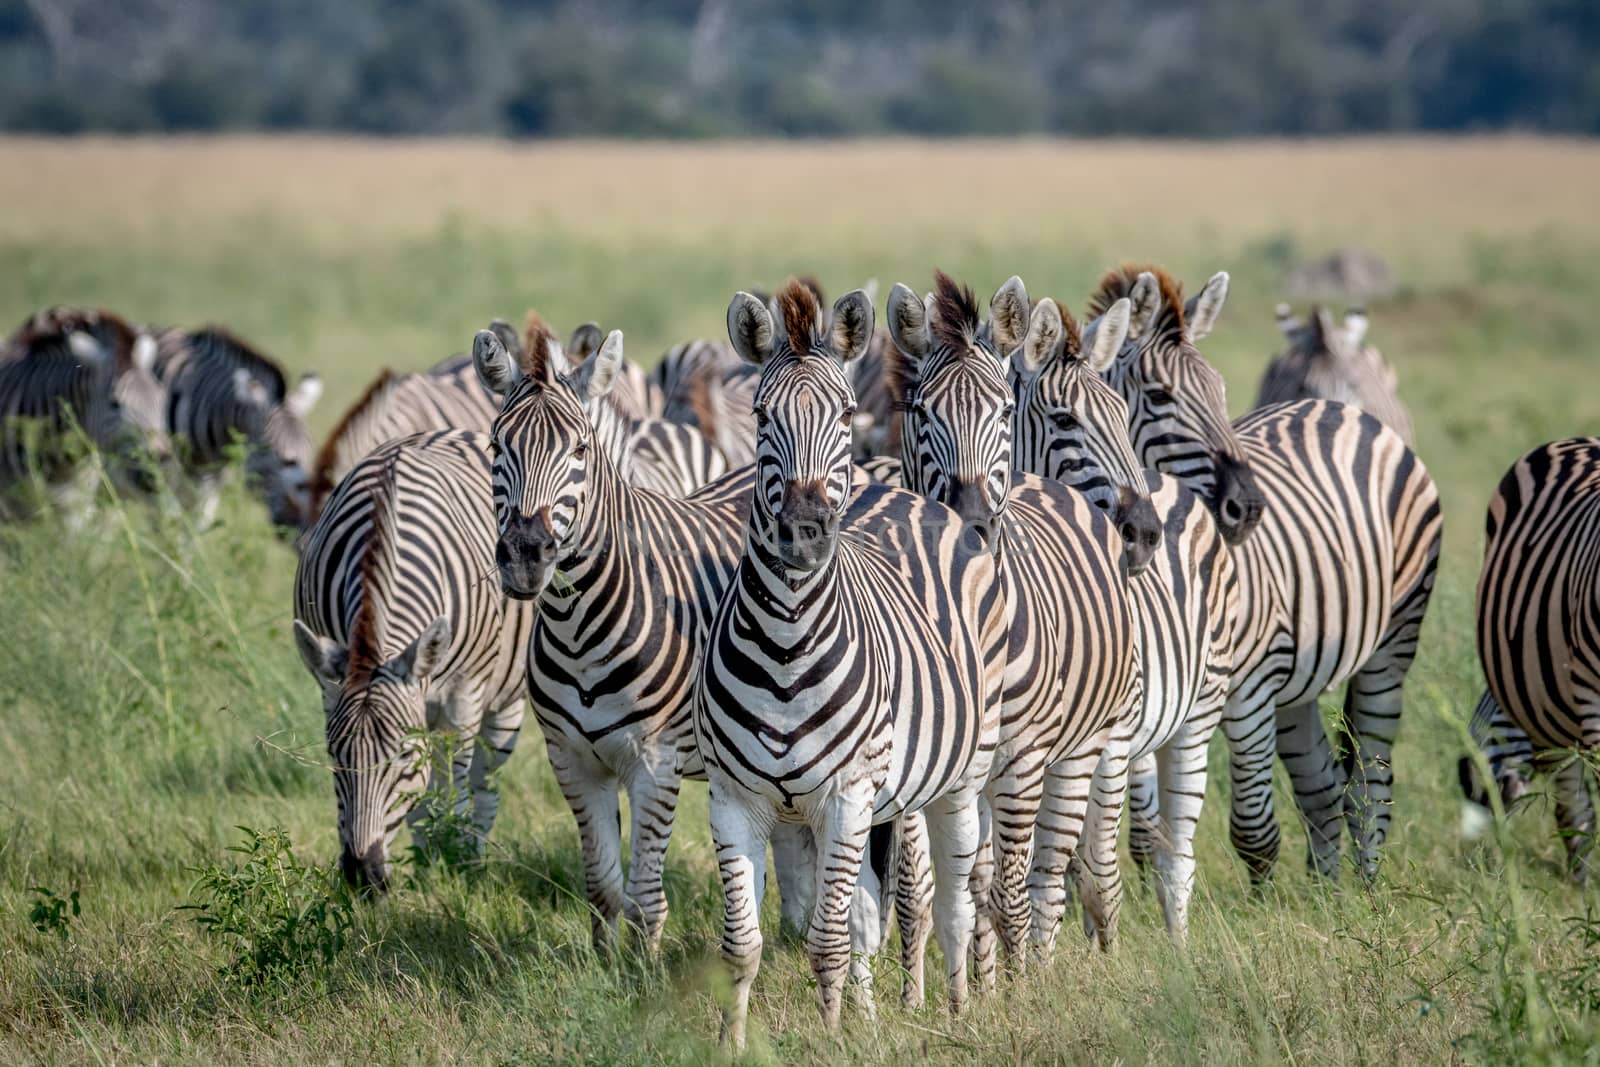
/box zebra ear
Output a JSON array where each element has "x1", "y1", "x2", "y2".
[
  {"x1": 569, "y1": 330, "x2": 624, "y2": 401},
  {"x1": 1342, "y1": 307, "x2": 1369, "y2": 348},
  {"x1": 287, "y1": 373, "x2": 323, "y2": 419},
  {"x1": 1084, "y1": 298, "x2": 1131, "y2": 374},
  {"x1": 727, "y1": 291, "x2": 775, "y2": 366},
  {"x1": 293, "y1": 620, "x2": 347, "y2": 686},
  {"x1": 567, "y1": 322, "x2": 603, "y2": 364},
  {"x1": 473, "y1": 329, "x2": 523, "y2": 397},
  {"x1": 829, "y1": 289, "x2": 874, "y2": 365},
  {"x1": 488, "y1": 319, "x2": 523, "y2": 363},
  {"x1": 1017, "y1": 297, "x2": 1063, "y2": 377},
  {"x1": 1127, "y1": 272, "x2": 1163, "y2": 340},
  {"x1": 1183, "y1": 271, "x2": 1229, "y2": 342},
  {"x1": 67, "y1": 330, "x2": 106, "y2": 365},
  {"x1": 395, "y1": 616, "x2": 452, "y2": 683},
  {"x1": 988, "y1": 276, "x2": 1030, "y2": 356},
  {"x1": 886, "y1": 283, "x2": 930, "y2": 363},
  {"x1": 1275, "y1": 302, "x2": 1301, "y2": 338}
]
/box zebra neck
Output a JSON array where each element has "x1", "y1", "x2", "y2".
[
  {"x1": 541, "y1": 444, "x2": 644, "y2": 605},
  {"x1": 739, "y1": 519, "x2": 843, "y2": 619}
]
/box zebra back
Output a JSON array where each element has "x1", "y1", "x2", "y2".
[{"x1": 1256, "y1": 305, "x2": 1413, "y2": 444}]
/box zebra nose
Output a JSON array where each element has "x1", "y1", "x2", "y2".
[
  {"x1": 775, "y1": 481, "x2": 837, "y2": 568},
  {"x1": 340, "y1": 846, "x2": 390, "y2": 896},
  {"x1": 1214, "y1": 457, "x2": 1265, "y2": 545},
  {"x1": 496, "y1": 510, "x2": 557, "y2": 599},
  {"x1": 1114, "y1": 487, "x2": 1162, "y2": 578},
  {"x1": 944, "y1": 479, "x2": 997, "y2": 554}
]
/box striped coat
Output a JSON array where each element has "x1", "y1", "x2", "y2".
[
  {"x1": 1462, "y1": 438, "x2": 1600, "y2": 879},
  {"x1": 293, "y1": 429, "x2": 535, "y2": 891}
]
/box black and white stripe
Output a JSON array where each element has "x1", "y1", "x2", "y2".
[
  {"x1": 1460, "y1": 438, "x2": 1600, "y2": 879},
  {"x1": 697, "y1": 281, "x2": 1002, "y2": 1046},
  {"x1": 650, "y1": 338, "x2": 759, "y2": 466},
  {"x1": 1012, "y1": 294, "x2": 1237, "y2": 946},
  {"x1": 292, "y1": 430, "x2": 535, "y2": 892},
  {"x1": 1092, "y1": 266, "x2": 1442, "y2": 883},
  {"x1": 1257, "y1": 304, "x2": 1413, "y2": 445},
  {"x1": 154, "y1": 326, "x2": 321, "y2": 530},
  {"x1": 0, "y1": 307, "x2": 167, "y2": 519}
]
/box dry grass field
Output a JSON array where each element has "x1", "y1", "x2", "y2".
[{"x1": 2, "y1": 136, "x2": 1600, "y2": 1064}]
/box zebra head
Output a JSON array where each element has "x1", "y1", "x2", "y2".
[
  {"x1": 1012, "y1": 295, "x2": 1164, "y2": 576},
  {"x1": 1090, "y1": 266, "x2": 1264, "y2": 544},
  {"x1": 231, "y1": 362, "x2": 322, "y2": 530},
  {"x1": 882, "y1": 271, "x2": 1026, "y2": 555},
  {"x1": 727, "y1": 279, "x2": 874, "y2": 575},
  {"x1": 295, "y1": 614, "x2": 451, "y2": 894},
  {"x1": 475, "y1": 317, "x2": 624, "y2": 600}
]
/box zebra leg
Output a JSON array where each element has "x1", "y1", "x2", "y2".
[
  {"x1": 895, "y1": 810, "x2": 933, "y2": 1010},
  {"x1": 806, "y1": 787, "x2": 875, "y2": 1031},
  {"x1": 1550, "y1": 753, "x2": 1596, "y2": 884},
  {"x1": 987, "y1": 756, "x2": 1045, "y2": 975},
  {"x1": 770, "y1": 822, "x2": 817, "y2": 941},
  {"x1": 708, "y1": 774, "x2": 773, "y2": 1052},
  {"x1": 848, "y1": 822, "x2": 894, "y2": 1019},
  {"x1": 1025, "y1": 744, "x2": 1101, "y2": 965},
  {"x1": 1341, "y1": 638, "x2": 1421, "y2": 881},
  {"x1": 921, "y1": 791, "x2": 982, "y2": 1017},
  {"x1": 466, "y1": 698, "x2": 526, "y2": 847},
  {"x1": 968, "y1": 796, "x2": 999, "y2": 992},
  {"x1": 621, "y1": 753, "x2": 683, "y2": 953},
  {"x1": 1151, "y1": 717, "x2": 1216, "y2": 946},
  {"x1": 1075, "y1": 727, "x2": 1133, "y2": 952},
  {"x1": 1126, "y1": 752, "x2": 1161, "y2": 878},
  {"x1": 546, "y1": 739, "x2": 626, "y2": 951},
  {"x1": 1276, "y1": 701, "x2": 1347, "y2": 881},
  {"x1": 1222, "y1": 684, "x2": 1283, "y2": 884}
]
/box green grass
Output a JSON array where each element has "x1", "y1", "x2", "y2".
[{"x1": 4, "y1": 138, "x2": 1600, "y2": 1064}]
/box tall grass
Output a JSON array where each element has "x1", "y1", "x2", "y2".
[{"x1": 2, "y1": 137, "x2": 1600, "y2": 1064}]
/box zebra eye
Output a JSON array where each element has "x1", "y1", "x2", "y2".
[
  {"x1": 1049, "y1": 410, "x2": 1078, "y2": 431},
  {"x1": 573, "y1": 438, "x2": 589, "y2": 459},
  {"x1": 1000, "y1": 402, "x2": 1015, "y2": 422},
  {"x1": 1145, "y1": 386, "x2": 1175, "y2": 407},
  {"x1": 489, "y1": 440, "x2": 502, "y2": 458},
  {"x1": 754, "y1": 407, "x2": 770, "y2": 429},
  {"x1": 839, "y1": 406, "x2": 856, "y2": 428}
]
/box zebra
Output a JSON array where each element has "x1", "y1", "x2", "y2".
[
  {"x1": 1257, "y1": 303, "x2": 1414, "y2": 444},
  {"x1": 696, "y1": 279, "x2": 1005, "y2": 1047},
  {"x1": 1459, "y1": 438, "x2": 1600, "y2": 880},
  {"x1": 1011, "y1": 293, "x2": 1238, "y2": 947},
  {"x1": 876, "y1": 272, "x2": 1149, "y2": 987},
  {"x1": 1089, "y1": 265, "x2": 1442, "y2": 883},
  {"x1": 292, "y1": 429, "x2": 535, "y2": 892},
  {"x1": 476, "y1": 318, "x2": 829, "y2": 953},
  {"x1": 153, "y1": 325, "x2": 322, "y2": 530},
  {"x1": 1, "y1": 306, "x2": 168, "y2": 520}
]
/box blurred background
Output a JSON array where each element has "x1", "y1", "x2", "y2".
[{"x1": 3, "y1": 0, "x2": 1598, "y2": 137}]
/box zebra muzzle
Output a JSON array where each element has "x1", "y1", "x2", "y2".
[
  {"x1": 775, "y1": 481, "x2": 838, "y2": 571},
  {"x1": 496, "y1": 509, "x2": 558, "y2": 599}
]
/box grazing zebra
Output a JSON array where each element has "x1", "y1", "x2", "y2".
[
  {"x1": 1460, "y1": 438, "x2": 1600, "y2": 880},
  {"x1": 1090, "y1": 265, "x2": 1442, "y2": 882},
  {"x1": 1257, "y1": 303, "x2": 1414, "y2": 444},
  {"x1": 154, "y1": 325, "x2": 322, "y2": 530},
  {"x1": 292, "y1": 429, "x2": 535, "y2": 892},
  {"x1": 697, "y1": 280, "x2": 1004, "y2": 1046},
  {"x1": 1012, "y1": 294, "x2": 1237, "y2": 946},
  {"x1": 1, "y1": 307, "x2": 167, "y2": 519},
  {"x1": 877, "y1": 273, "x2": 1149, "y2": 987},
  {"x1": 476, "y1": 319, "x2": 817, "y2": 953}
]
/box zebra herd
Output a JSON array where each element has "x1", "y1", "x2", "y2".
[{"x1": 4, "y1": 266, "x2": 1596, "y2": 1043}]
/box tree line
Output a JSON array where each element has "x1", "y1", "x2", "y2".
[{"x1": 2, "y1": 0, "x2": 1596, "y2": 137}]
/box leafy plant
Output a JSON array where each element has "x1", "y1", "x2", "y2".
[
  {"x1": 181, "y1": 826, "x2": 353, "y2": 985},
  {"x1": 28, "y1": 886, "x2": 80, "y2": 938}
]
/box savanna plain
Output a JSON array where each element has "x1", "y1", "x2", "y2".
[{"x1": 3, "y1": 136, "x2": 1600, "y2": 1065}]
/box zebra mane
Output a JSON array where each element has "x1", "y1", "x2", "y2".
[
  {"x1": 688, "y1": 371, "x2": 719, "y2": 443},
  {"x1": 310, "y1": 368, "x2": 400, "y2": 518},
  {"x1": 1089, "y1": 264, "x2": 1187, "y2": 345},
  {"x1": 10, "y1": 306, "x2": 137, "y2": 368},
  {"x1": 1047, "y1": 299, "x2": 1086, "y2": 362},
  {"x1": 776, "y1": 279, "x2": 822, "y2": 351},
  {"x1": 931, "y1": 270, "x2": 980, "y2": 351},
  {"x1": 350, "y1": 450, "x2": 402, "y2": 672},
  {"x1": 186, "y1": 327, "x2": 289, "y2": 402},
  {"x1": 521, "y1": 310, "x2": 559, "y2": 384}
]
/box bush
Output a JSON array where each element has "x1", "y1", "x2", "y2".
[{"x1": 181, "y1": 826, "x2": 354, "y2": 986}]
